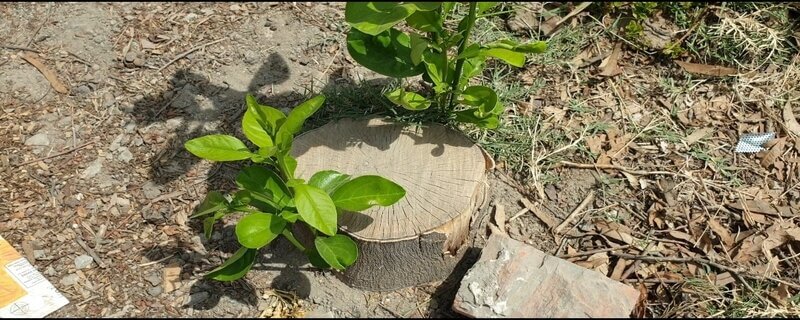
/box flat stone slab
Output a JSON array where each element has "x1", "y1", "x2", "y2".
[{"x1": 453, "y1": 233, "x2": 640, "y2": 318}]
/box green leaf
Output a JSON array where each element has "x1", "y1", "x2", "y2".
[
  {"x1": 315, "y1": 234, "x2": 359, "y2": 271},
  {"x1": 481, "y1": 48, "x2": 525, "y2": 67},
  {"x1": 515, "y1": 41, "x2": 548, "y2": 53},
  {"x1": 345, "y1": 2, "x2": 416, "y2": 36},
  {"x1": 385, "y1": 87, "x2": 432, "y2": 111},
  {"x1": 441, "y1": 2, "x2": 457, "y2": 17},
  {"x1": 331, "y1": 176, "x2": 406, "y2": 211},
  {"x1": 277, "y1": 95, "x2": 325, "y2": 140},
  {"x1": 293, "y1": 184, "x2": 338, "y2": 236},
  {"x1": 185, "y1": 134, "x2": 255, "y2": 162},
  {"x1": 346, "y1": 28, "x2": 425, "y2": 78},
  {"x1": 231, "y1": 190, "x2": 253, "y2": 207},
  {"x1": 278, "y1": 153, "x2": 298, "y2": 179},
  {"x1": 242, "y1": 95, "x2": 285, "y2": 148},
  {"x1": 203, "y1": 211, "x2": 228, "y2": 240},
  {"x1": 458, "y1": 55, "x2": 487, "y2": 90},
  {"x1": 279, "y1": 210, "x2": 301, "y2": 223},
  {"x1": 422, "y1": 50, "x2": 448, "y2": 87},
  {"x1": 460, "y1": 86, "x2": 499, "y2": 115},
  {"x1": 236, "y1": 166, "x2": 291, "y2": 208},
  {"x1": 305, "y1": 246, "x2": 331, "y2": 269},
  {"x1": 192, "y1": 191, "x2": 228, "y2": 218},
  {"x1": 235, "y1": 213, "x2": 288, "y2": 249},
  {"x1": 245, "y1": 94, "x2": 286, "y2": 135},
  {"x1": 205, "y1": 247, "x2": 258, "y2": 281},
  {"x1": 405, "y1": 2, "x2": 441, "y2": 11},
  {"x1": 455, "y1": 109, "x2": 500, "y2": 129},
  {"x1": 203, "y1": 216, "x2": 216, "y2": 239},
  {"x1": 476, "y1": 2, "x2": 499, "y2": 14},
  {"x1": 409, "y1": 33, "x2": 428, "y2": 66},
  {"x1": 456, "y1": 43, "x2": 481, "y2": 60},
  {"x1": 308, "y1": 170, "x2": 352, "y2": 195},
  {"x1": 406, "y1": 10, "x2": 442, "y2": 33}
]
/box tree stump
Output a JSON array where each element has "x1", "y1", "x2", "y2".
[{"x1": 290, "y1": 117, "x2": 491, "y2": 291}]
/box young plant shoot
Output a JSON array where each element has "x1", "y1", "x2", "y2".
[
  {"x1": 185, "y1": 94, "x2": 406, "y2": 281},
  {"x1": 345, "y1": 2, "x2": 547, "y2": 129}
]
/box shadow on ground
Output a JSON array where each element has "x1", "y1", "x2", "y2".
[{"x1": 129, "y1": 52, "x2": 394, "y2": 311}]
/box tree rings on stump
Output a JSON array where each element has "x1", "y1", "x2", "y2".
[{"x1": 291, "y1": 117, "x2": 490, "y2": 291}]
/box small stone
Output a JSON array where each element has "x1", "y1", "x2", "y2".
[
  {"x1": 34, "y1": 250, "x2": 46, "y2": 260},
  {"x1": 148, "y1": 286, "x2": 163, "y2": 297},
  {"x1": 44, "y1": 266, "x2": 57, "y2": 276},
  {"x1": 187, "y1": 291, "x2": 210, "y2": 306},
  {"x1": 25, "y1": 133, "x2": 50, "y2": 146},
  {"x1": 142, "y1": 181, "x2": 161, "y2": 199},
  {"x1": 60, "y1": 274, "x2": 80, "y2": 286},
  {"x1": 184, "y1": 13, "x2": 198, "y2": 22},
  {"x1": 165, "y1": 118, "x2": 183, "y2": 130},
  {"x1": 81, "y1": 159, "x2": 103, "y2": 179},
  {"x1": 75, "y1": 255, "x2": 94, "y2": 269},
  {"x1": 133, "y1": 58, "x2": 144, "y2": 67},
  {"x1": 124, "y1": 123, "x2": 137, "y2": 133},
  {"x1": 229, "y1": 4, "x2": 242, "y2": 11},
  {"x1": 102, "y1": 92, "x2": 116, "y2": 108},
  {"x1": 124, "y1": 50, "x2": 137, "y2": 62},
  {"x1": 75, "y1": 85, "x2": 92, "y2": 96},
  {"x1": 117, "y1": 147, "x2": 134, "y2": 163},
  {"x1": 145, "y1": 273, "x2": 161, "y2": 286}
]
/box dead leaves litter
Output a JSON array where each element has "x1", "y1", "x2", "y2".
[{"x1": 674, "y1": 60, "x2": 738, "y2": 77}]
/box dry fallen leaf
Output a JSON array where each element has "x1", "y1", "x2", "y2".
[
  {"x1": 760, "y1": 137, "x2": 786, "y2": 169},
  {"x1": 20, "y1": 52, "x2": 69, "y2": 94},
  {"x1": 684, "y1": 127, "x2": 713, "y2": 145},
  {"x1": 713, "y1": 272, "x2": 736, "y2": 287},
  {"x1": 707, "y1": 217, "x2": 734, "y2": 248},
  {"x1": 768, "y1": 283, "x2": 792, "y2": 306},
  {"x1": 784, "y1": 102, "x2": 800, "y2": 137},
  {"x1": 675, "y1": 60, "x2": 738, "y2": 77},
  {"x1": 599, "y1": 42, "x2": 623, "y2": 77}
]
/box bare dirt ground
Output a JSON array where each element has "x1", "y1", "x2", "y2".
[{"x1": 1, "y1": 1, "x2": 800, "y2": 318}]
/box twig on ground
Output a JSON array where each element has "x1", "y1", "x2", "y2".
[
  {"x1": 554, "y1": 190, "x2": 595, "y2": 235},
  {"x1": 610, "y1": 252, "x2": 785, "y2": 305},
  {"x1": 0, "y1": 45, "x2": 41, "y2": 53},
  {"x1": 558, "y1": 244, "x2": 632, "y2": 259},
  {"x1": 13, "y1": 141, "x2": 93, "y2": 167},
  {"x1": 76, "y1": 236, "x2": 108, "y2": 269},
  {"x1": 157, "y1": 38, "x2": 227, "y2": 72}
]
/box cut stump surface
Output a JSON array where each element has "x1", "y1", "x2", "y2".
[{"x1": 291, "y1": 117, "x2": 490, "y2": 291}]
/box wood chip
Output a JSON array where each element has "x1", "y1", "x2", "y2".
[
  {"x1": 20, "y1": 52, "x2": 68, "y2": 93},
  {"x1": 162, "y1": 263, "x2": 182, "y2": 293},
  {"x1": 493, "y1": 204, "x2": 506, "y2": 235},
  {"x1": 674, "y1": 60, "x2": 737, "y2": 77}
]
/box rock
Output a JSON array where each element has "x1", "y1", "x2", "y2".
[
  {"x1": 102, "y1": 92, "x2": 116, "y2": 108},
  {"x1": 165, "y1": 118, "x2": 183, "y2": 130},
  {"x1": 74, "y1": 254, "x2": 95, "y2": 269},
  {"x1": 142, "y1": 181, "x2": 161, "y2": 199},
  {"x1": 117, "y1": 147, "x2": 134, "y2": 163},
  {"x1": 124, "y1": 50, "x2": 137, "y2": 63},
  {"x1": 60, "y1": 274, "x2": 80, "y2": 286},
  {"x1": 133, "y1": 58, "x2": 144, "y2": 67},
  {"x1": 25, "y1": 133, "x2": 50, "y2": 146},
  {"x1": 34, "y1": 250, "x2": 46, "y2": 260},
  {"x1": 75, "y1": 85, "x2": 92, "y2": 96},
  {"x1": 187, "y1": 291, "x2": 210, "y2": 306},
  {"x1": 148, "y1": 285, "x2": 163, "y2": 297},
  {"x1": 145, "y1": 273, "x2": 161, "y2": 286},
  {"x1": 81, "y1": 159, "x2": 103, "y2": 179},
  {"x1": 453, "y1": 233, "x2": 640, "y2": 318}
]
